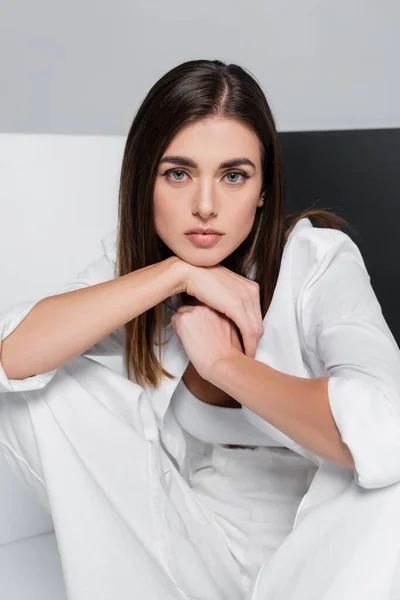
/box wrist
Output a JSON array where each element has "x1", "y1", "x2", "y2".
[
  {"x1": 207, "y1": 351, "x2": 247, "y2": 388},
  {"x1": 165, "y1": 256, "x2": 190, "y2": 296}
]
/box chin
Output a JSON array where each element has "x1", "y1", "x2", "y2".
[{"x1": 176, "y1": 250, "x2": 227, "y2": 268}]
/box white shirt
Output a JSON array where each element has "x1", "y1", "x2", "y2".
[
  {"x1": 2, "y1": 216, "x2": 400, "y2": 599},
  {"x1": 1, "y1": 216, "x2": 400, "y2": 488}
]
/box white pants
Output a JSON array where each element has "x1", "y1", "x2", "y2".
[
  {"x1": 1, "y1": 355, "x2": 400, "y2": 599},
  {"x1": 186, "y1": 443, "x2": 316, "y2": 594}
]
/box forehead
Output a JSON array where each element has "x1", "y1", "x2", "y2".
[{"x1": 163, "y1": 117, "x2": 261, "y2": 162}]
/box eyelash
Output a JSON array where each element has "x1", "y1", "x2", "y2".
[{"x1": 161, "y1": 168, "x2": 250, "y2": 184}]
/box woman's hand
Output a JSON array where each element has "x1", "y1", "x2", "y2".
[
  {"x1": 178, "y1": 263, "x2": 264, "y2": 359},
  {"x1": 171, "y1": 302, "x2": 246, "y2": 381}
]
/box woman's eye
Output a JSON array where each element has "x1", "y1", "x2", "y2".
[
  {"x1": 225, "y1": 171, "x2": 249, "y2": 184},
  {"x1": 162, "y1": 169, "x2": 249, "y2": 184},
  {"x1": 165, "y1": 169, "x2": 188, "y2": 182}
]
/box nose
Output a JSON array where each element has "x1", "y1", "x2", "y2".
[{"x1": 192, "y1": 182, "x2": 218, "y2": 218}]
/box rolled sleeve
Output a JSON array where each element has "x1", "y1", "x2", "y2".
[
  {"x1": 300, "y1": 231, "x2": 400, "y2": 489},
  {"x1": 0, "y1": 300, "x2": 58, "y2": 392},
  {"x1": 328, "y1": 376, "x2": 400, "y2": 489}
]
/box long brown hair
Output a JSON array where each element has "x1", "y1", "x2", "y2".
[{"x1": 117, "y1": 59, "x2": 353, "y2": 389}]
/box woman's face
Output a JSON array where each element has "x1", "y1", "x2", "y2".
[{"x1": 153, "y1": 117, "x2": 264, "y2": 267}]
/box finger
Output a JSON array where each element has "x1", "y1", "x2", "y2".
[
  {"x1": 231, "y1": 298, "x2": 257, "y2": 359},
  {"x1": 245, "y1": 281, "x2": 263, "y2": 330},
  {"x1": 252, "y1": 285, "x2": 264, "y2": 333},
  {"x1": 225, "y1": 273, "x2": 264, "y2": 358},
  {"x1": 171, "y1": 317, "x2": 181, "y2": 342},
  {"x1": 244, "y1": 293, "x2": 264, "y2": 347},
  {"x1": 233, "y1": 293, "x2": 261, "y2": 359},
  {"x1": 241, "y1": 283, "x2": 264, "y2": 352},
  {"x1": 242, "y1": 323, "x2": 257, "y2": 358},
  {"x1": 176, "y1": 305, "x2": 196, "y2": 314},
  {"x1": 243, "y1": 296, "x2": 261, "y2": 337}
]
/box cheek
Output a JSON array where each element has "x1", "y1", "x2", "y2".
[
  {"x1": 232, "y1": 206, "x2": 258, "y2": 234},
  {"x1": 153, "y1": 194, "x2": 176, "y2": 232}
]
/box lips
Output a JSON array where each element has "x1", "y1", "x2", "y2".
[
  {"x1": 186, "y1": 230, "x2": 223, "y2": 235},
  {"x1": 185, "y1": 232, "x2": 223, "y2": 248}
]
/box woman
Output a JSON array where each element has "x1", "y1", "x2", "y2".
[{"x1": 1, "y1": 59, "x2": 400, "y2": 600}]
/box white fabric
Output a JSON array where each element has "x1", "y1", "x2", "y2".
[
  {"x1": 171, "y1": 377, "x2": 285, "y2": 446},
  {"x1": 186, "y1": 443, "x2": 317, "y2": 594},
  {"x1": 1, "y1": 217, "x2": 400, "y2": 599}
]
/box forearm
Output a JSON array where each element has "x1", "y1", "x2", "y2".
[
  {"x1": 1, "y1": 256, "x2": 185, "y2": 380},
  {"x1": 209, "y1": 354, "x2": 355, "y2": 469}
]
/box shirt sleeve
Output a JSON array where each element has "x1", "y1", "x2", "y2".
[
  {"x1": 300, "y1": 229, "x2": 400, "y2": 489},
  {"x1": 0, "y1": 229, "x2": 125, "y2": 393}
]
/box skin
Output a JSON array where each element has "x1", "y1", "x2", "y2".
[{"x1": 153, "y1": 116, "x2": 264, "y2": 268}]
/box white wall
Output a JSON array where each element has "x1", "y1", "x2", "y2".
[
  {"x1": 0, "y1": 133, "x2": 124, "y2": 546},
  {"x1": 0, "y1": 134, "x2": 122, "y2": 310},
  {"x1": 0, "y1": 0, "x2": 398, "y2": 135}
]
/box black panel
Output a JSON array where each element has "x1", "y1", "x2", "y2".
[{"x1": 278, "y1": 128, "x2": 400, "y2": 344}]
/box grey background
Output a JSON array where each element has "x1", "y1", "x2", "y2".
[{"x1": 1, "y1": 0, "x2": 399, "y2": 136}]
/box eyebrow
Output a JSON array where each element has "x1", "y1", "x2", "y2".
[{"x1": 159, "y1": 155, "x2": 257, "y2": 170}]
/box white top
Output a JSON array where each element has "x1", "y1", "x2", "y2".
[{"x1": 171, "y1": 377, "x2": 285, "y2": 447}]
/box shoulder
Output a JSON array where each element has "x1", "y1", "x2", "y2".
[
  {"x1": 287, "y1": 216, "x2": 363, "y2": 260},
  {"x1": 286, "y1": 217, "x2": 369, "y2": 292},
  {"x1": 279, "y1": 217, "x2": 374, "y2": 340},
  {"x1": 289, "y1": 218, "x2": 378, "y2": 347}
]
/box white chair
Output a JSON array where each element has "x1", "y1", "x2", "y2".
[{"x1": 0, "y1": 133, "x2": 126, "y2": 599}]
